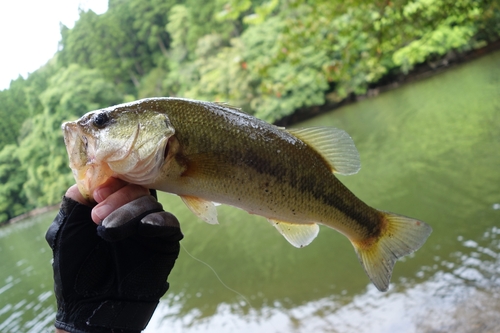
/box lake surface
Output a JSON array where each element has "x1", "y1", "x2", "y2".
[{"x1": 1, "y1": 50, "x2": 499, "y2": 333}]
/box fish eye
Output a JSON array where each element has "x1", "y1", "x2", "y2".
[{"x1": 93, "y1": 112, "x2": 109, "y2": 128}]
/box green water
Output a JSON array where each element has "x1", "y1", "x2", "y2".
[{"x1": 1, "y1": 50, "x2": 499, "y2": 333}]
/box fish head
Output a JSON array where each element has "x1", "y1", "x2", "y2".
[{"x1": 62, "y1": 102, "x2": 175, "y2": 201}]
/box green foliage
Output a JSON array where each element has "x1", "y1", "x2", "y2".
[
  {"x1": 31, "y1": 65, "x2": 119, "y2": 206},
  {"x1": 186, "y1": 34, "x2": 251, "y2": 108},
  {"x1": 166, "y1": 5, "x2": 191, "y2": 61},
  {"x1": 242, "y1": 15, "x2": 330, "y2": 120},
  {"x1": 138, "y1": 67, "x2": 169, "y2": 98},
  {"x1": 8, "y1": 64, "x2": 122, "y2": 210},
  {"x1": 59, "y1": 0, "x2": 174, "y2": 92},
  {"x1": 390, "y1": 0, "x2": 489, "y2": 72},
  {"x1": 0, "y1": 0, "x2": 499, "y2": 220},
  {"x1": 0, "y1": 145, "x2": 31, "y2": 223},
  {"x1": 0, "y1": 79, "x2": 29, "y2": 151}
]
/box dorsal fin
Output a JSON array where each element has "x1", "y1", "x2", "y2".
[
  {"x1": 214, "y1": 102, "x2": 249, "y2": 114},
  {"x1": 286, "y1": 127, "x2": 360, "y2": 175}
]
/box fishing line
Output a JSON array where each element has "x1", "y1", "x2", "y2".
[{"x1": 180, "y1": 242, "x2": 253, "y2": 308}]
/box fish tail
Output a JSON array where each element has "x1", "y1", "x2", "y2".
[{"x1": 351, "y1": 212, "x2": 432, "y2": 292}]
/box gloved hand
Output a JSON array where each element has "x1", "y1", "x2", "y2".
[{"x1": 46, "y1": 192, "x2": 183, "y2": 333}]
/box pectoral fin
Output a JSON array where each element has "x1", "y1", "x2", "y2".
[
  {"x1": 180, "y1": 195, "x2": 219, "y2": 224},
  {"x1": 286, "y1": 127, "x2": 360, "y2": 175},
  {"x1": 269, "y1": 219, "x2": 319, "y2": 248}
]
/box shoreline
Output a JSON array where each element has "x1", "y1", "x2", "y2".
[
  {"x1": 275, "y1": 39, "x2": 500, "y2": 126},
  {"x1": 4, "y1": 203, "x2": 60, "y2": 225}
]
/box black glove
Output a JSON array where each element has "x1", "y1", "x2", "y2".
[{"x1": 46, "y1": 194, "x2": 183, "y2": 333}]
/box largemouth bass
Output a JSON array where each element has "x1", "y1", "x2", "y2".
[{"x1": 62, "y1": 97, "x2": 432, "y2": 291}]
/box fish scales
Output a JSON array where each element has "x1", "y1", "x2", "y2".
[
  {"x1": 151, "y1": 99, "x2": 381, "y2": 239},
  {"x1": 62, "y1": 97, "x2": 432, "y2": 291}
]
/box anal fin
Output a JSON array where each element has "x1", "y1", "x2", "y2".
[
  {"x1": 268, "y1": 219, "x2": 319, "y2": 248},
  {"x1": 181, "y1": 195, "x2": 219, "y2": 225}
]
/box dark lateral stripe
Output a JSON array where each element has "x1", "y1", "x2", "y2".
[
  {"x1": 167, "y1": 101, "x2": 381, "y2": 236},
  {"x1": 229, "y1": 148, "x2": 381, "y2": 236}
]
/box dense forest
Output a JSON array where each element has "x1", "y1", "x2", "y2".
[{"x1": 0, "y1": 0, "x2": 499, "y2": 223}]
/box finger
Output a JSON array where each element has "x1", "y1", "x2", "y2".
[
  {"x1": 97, "y1": 196, "x2": 165, "y2": 241},
  {"x1": 65, "y1": 185, "x2": 94, "y2": 206},
  {"x1": 93, "y1": 177, "x2": 129, "y2": 203},
  {"x1": 91, "y1": 184, "x2": 150, "y2": 223}
]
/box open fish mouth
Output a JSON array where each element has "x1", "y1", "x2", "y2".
[
  {"x1": 62, "y1": 121, "x2": 115, "y2": 201},
  {"x1": 62, "y1": 122, "x2": 88, "y2": 170}
]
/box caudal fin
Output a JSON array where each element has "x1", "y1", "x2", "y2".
[{"x1": 352, "y1": 212, "x2": 432, "y2": 292}]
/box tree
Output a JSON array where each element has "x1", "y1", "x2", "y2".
[
  {"x1": 17, "y1": 64, "x2": 122, "y2": 207},
  {"x1": 0, "y1": 79, "x2": 28, "y2": 150},
  {"x1": 0, "y1": 145, "x2": 31, "y2": 223}
]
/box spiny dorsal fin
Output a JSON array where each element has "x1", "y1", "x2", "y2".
[
  {"x1": 286, "y1": 127, "x2": 360, "y2": 175},
  {"x1": 181, "y1": 195, "x2": 219, "y2": 224},
  {"x1": 268, "y1": 219, "x2": 319, "y2": 248},
  {"x1": 214, "y1": 102, "x2": 249, "y2": 114}
]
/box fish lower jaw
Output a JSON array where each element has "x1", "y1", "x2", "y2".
[{"x1": 73, "y1": 162, "x2": 115, "y2": 201}]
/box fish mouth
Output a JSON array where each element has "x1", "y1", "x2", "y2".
[
  {"x1": 62, "y1": 122, "x2": 86, "y2": 168},
  {"x1": 62, "y1": 121, "x2": 113, "y2": 201}
]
